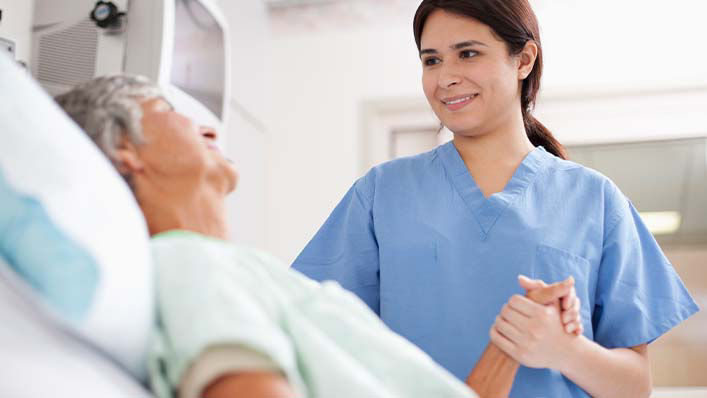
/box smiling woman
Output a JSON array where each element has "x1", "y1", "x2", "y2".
[
  {"x1": 414, "y1": 0, "x2": 566, "y2": 162},
  {"x1": 292, "y1": 1, "x2": 699, "y2": 398}
]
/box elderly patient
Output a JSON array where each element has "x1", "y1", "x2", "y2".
[{"x1": 55, "y1": 75, "x2": 582, "y2": 398}]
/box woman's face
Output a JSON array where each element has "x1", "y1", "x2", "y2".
[
  {"x1": 420, "y1": 10, "x2": 525, "y2": 137},
  {"x1": 136, "y1": 97, "x2": 238, "y2": 194}
]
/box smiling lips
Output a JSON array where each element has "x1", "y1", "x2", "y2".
[{"x1": 441, "y1": 94, "x2": 479, "y2": 111}]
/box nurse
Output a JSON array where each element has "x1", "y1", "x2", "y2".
[{"x1": 293, "y1": 0, "x2": 699, "y2": 397}]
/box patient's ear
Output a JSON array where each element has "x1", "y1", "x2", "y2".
[{"x1": 113, "y1": 138, "x2": 144, "y2": 175}]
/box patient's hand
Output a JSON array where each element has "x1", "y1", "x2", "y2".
[
  {"x1": 520, "y1": 275, "x2": 583, "y2": 336},
  {"x1": 465, "y1": 277, "x2": 580, "y2": 396},
  {"x1": 490, "y1": 276, "x2": 582, "y2": 370}
]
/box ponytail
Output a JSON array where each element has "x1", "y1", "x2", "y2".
[{"x1": 522, "y1": 110, "x2": 567, "y2": 160}]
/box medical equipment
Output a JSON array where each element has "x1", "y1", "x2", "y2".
[
  {"x1": 31, "y1": 0, "x2": 230, "y2": 129},
  {"x1": 1, "y1": 37, "x2": 14, "y2": 59}
]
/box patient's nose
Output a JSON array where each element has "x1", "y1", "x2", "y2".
[{"x1": 200, "y1": 126, "x2": 218, "y2": 142}]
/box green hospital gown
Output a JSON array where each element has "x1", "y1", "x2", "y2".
[{"x1": 148, "y1": 230, "x2": 474, "y2": 398}]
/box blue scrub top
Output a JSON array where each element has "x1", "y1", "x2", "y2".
[{"x1": 292, "y1": 142, "x2": 699, "y2": 397}]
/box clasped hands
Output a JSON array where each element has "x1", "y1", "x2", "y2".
[{"x1": 490, "y1": 275, "x2": 583, "y2": 370}]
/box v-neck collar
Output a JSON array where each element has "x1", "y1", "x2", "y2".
[{"x1": 437, "y1": 141, "x2": 551, "y2": 239}]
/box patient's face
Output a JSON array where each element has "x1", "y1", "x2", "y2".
[{"x1": 137, "y1": 97, "x2": 238, "y2": 194}]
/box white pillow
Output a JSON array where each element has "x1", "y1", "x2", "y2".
[
  {"x1": 0, "y1": 259, "x2": 151, "y2": 398},
  {"x1": 0, "y1": 53, "x2": 154, "y2": 384}
]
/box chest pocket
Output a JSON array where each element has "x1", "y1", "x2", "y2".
[{"x1": 533, "y1": 244, "x2": 593, "y2": 334}]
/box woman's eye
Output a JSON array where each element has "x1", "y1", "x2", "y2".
[
  {"x1": 460, "y1": 50, "x2": 478, "y2": 59},
  {"x1": 423, "y1": 57, "x2": 441, "y2": 66}
]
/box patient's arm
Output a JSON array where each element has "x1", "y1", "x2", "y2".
[
  {"x1": 202, "y1": 372, "x2": 294, "y2": 398},
  {"x1": 465, "y1": 278, "x2": 574, "y2": 397}
]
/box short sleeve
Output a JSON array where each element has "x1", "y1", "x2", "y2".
[
  {"x1": 178, "y1": 345, "x2": 283, "y2": 398},
  {"x1": 592, "y1": 197, "x2": 700, "y2": 349},
  {"x1": 148, "y1": 237, "x2": 307, "y2": 398},
  {"x1": 292, "y1": 172, "x2": 380, "y2": 314}
]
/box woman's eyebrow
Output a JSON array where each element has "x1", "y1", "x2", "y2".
[
  {"x1": 452, "y1": 40, "x2": 487, "y2": 49},
  {"x1": 420, "y1": 40, "x2": 488, "y2": 57}
]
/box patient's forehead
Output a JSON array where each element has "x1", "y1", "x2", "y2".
[{"x1": 140, "y1": 96, "x2": 173, "y2": 112}]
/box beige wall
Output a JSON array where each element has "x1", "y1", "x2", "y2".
[{"x1": 651, "y1": 248, "x2": 707, "y2": 386}]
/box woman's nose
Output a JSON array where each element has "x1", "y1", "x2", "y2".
[
  {"x1": 439, "y1": 73, "x2": 461, "y2": 89},
  {"x1": 439, "y1": 64, "x2": 462, "y2": 89}
]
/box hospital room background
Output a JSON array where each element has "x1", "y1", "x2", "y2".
[{"x1": 0, "y1": 0, "x2": 706, "y2": 396}]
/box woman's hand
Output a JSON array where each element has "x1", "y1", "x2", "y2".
[
  {"x1": 518, "y1": 275, "x2": 583, "y2": 336},
  {"x1": 489, "y1": 276, "x2": 581, "y2": 370}
]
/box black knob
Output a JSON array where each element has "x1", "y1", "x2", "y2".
[{"x1": 90, "y1": 1, "x2": 125, "y2": 29}]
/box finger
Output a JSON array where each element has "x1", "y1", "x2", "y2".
[
  {"x1": 573, "y1": 297, "x2": 581, "y2": 314},
  {"x1": 494, "y1": 315, "x2": 524, "y2": 344},
  {"x1": 561, "y1": 306, "x2": 580, "y2": 324},
  {"x1": 573, "y1": 324, "x2": 584, "y2": 336},
  {"x1": 567, "y1": 318, "x2": 584, "y2": 334},
  {"x1": 528, "y1": 277, "x2": 574, "y2": 305},
  {"x1": 507, "y1": 295, "x2": 546, "y2": 318},
  {"x1": 490, "y1": 326, "x2": 518, "y2": 359},
  {"x1": 562, "y1": 297, "x2": 581, "y2": 323},
  {"x1": 518, "y1": 275, "x2": 546, "y2": 291},
  {"x1": 500, "y1": 303, "x2": 532, "y2": 330},
  {"x1": 561, "y1": 287, "x2": 577, "y2": 310}
]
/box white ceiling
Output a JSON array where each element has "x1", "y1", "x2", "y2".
[
  {"x1": 266, "y1": 0, "x2": 419, "y2": 35},
  {"x1": 264, "y1": 0, "x2": 342, "y2": 8}
]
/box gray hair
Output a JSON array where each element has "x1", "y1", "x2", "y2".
[{"x1": 54, "y1": 75, "x2": 163, "y2": 188}]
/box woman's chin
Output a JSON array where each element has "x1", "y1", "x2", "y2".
[{"x1": 444, "y1": 123, "x2": 484, "y2": 138}]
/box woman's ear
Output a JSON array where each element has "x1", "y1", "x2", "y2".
[
  {"x1": 518, "y1": 40, "x2": 538, "y2": 80},
  {"x1": 113, "y1": 139, "x2": 143, "y2": 176}
]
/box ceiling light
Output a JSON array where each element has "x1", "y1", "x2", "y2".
[{"x1": 639, "y1": 211, "x2": 681, "y2": 235}]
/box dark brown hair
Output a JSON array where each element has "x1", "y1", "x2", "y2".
[{"x1": 413, "y1": 0, "x2": 567, "y2": 159}]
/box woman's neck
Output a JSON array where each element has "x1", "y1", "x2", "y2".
[
  {"x1": 452, "y1": 110, "x2": 535, "y2": 197},
  {"x1": 453, "y1": 109, "x2": 534, "y2": 167},
  {"x1": 136, "y1": 182, "x2": 230, "y2": 240}
]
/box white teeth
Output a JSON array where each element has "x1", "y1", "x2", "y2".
[{"x1": 445, "y1": 95, "x2": 475, "y2": 105}]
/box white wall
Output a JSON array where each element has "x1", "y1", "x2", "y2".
[
  {"x1": 217, "y1": 0, "x2": 271, "y2": 251},
  {"x1": 265, "y1": 0, "x2": 707, "y2": 263},
  {"x1": 0, "y1": 0, "x2": 35, "y2": 64},
  {"x1": 536, "y1": 0, "x2": 707, "y2": 91}
]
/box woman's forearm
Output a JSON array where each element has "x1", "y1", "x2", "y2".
[
  {"x1": 560, "y1": 337, "x2": 651, "y2": 398},
  {"x1": 466, "y1": 342, "x2": 519, "y2": 397}
]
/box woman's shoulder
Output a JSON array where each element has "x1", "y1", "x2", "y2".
[
  {"x1": 150, "y1": 231, "x2": 269, "y2": 267},
  {"x1": 366, "y1": 146, "x2": 439, "y2": 178},
  {"x1": 544, "y1": 155, "x2": 631, "y2": 224},
  {"x1": 150, "y1": 232, "x2": 311, "y2": 289},
  {"x1": 357, "y1": 146, "x2": 443, "y2": 189},
  {"x1": 546, "y1": 154, "x2": 620, "y2": 192}
]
